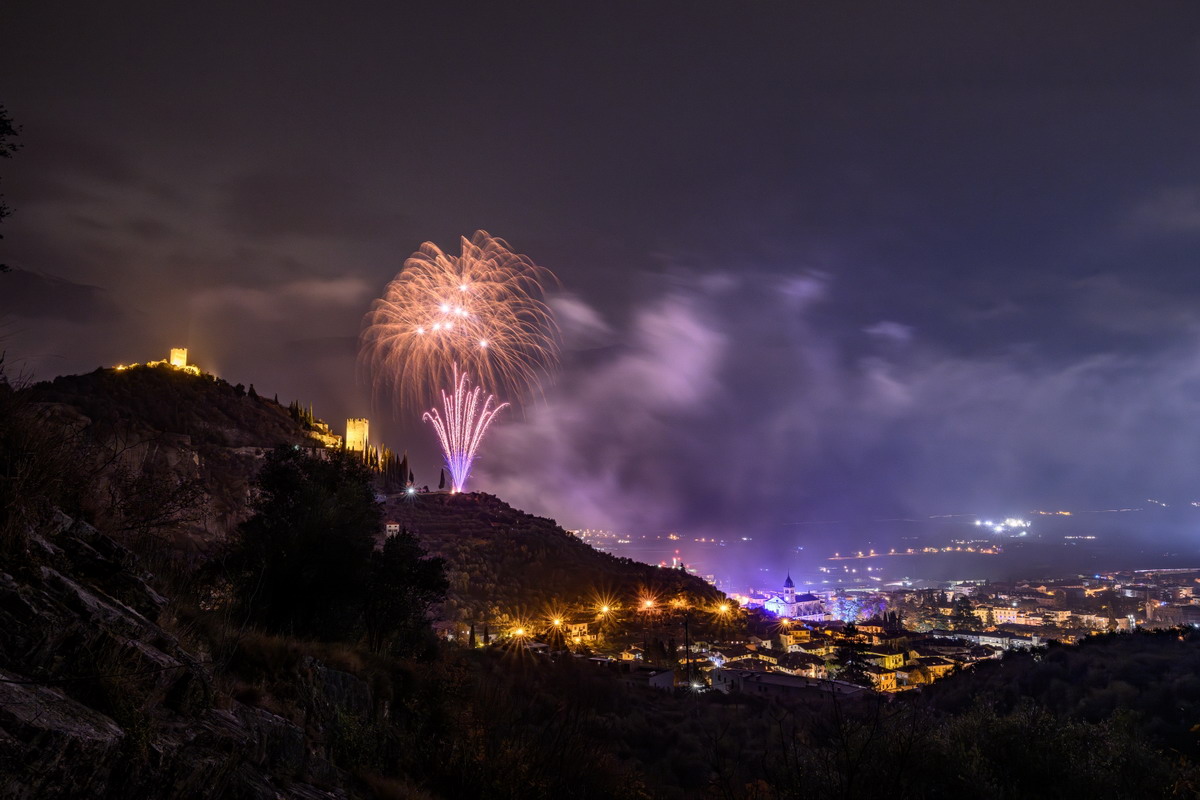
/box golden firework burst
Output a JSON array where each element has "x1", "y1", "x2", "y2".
[{"x1": 360, "y1": 230, "x2": 559, "y2": 412}]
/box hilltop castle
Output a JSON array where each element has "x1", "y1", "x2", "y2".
[{"x1": 114, "y1": 347, "x2": 200, "y2": 376}]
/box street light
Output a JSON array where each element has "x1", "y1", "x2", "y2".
[{"x1": 639, "y1": 596, "x2": 658, "y2": 655}]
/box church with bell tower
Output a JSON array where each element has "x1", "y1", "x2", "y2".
[{"x1": 762, "y1": 573, "x2": 826, "y2": 621}]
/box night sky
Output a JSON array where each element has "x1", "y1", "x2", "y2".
[{"x1": 5, "y1": 3, "x2": 1200, "y2": 554}]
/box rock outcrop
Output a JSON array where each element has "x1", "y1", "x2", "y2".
[{"x1": 0, "y1": 512, "x2": 372, "y2": 799}]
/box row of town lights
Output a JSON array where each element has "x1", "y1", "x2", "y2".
[{"x1": 509, "y1": 599, "x2": 734, "y2": 637}]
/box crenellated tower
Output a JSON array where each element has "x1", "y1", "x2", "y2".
[{"x1": 346, "y1": 418, "x2": 369, "y2": 453}]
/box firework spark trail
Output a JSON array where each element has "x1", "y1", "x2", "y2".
[
  {"x1": 423, "y1": 366, "x2": 510, "y2": 493},
  {"x1": 361, "y1": 230, "x2": 559, "y2": 413}
]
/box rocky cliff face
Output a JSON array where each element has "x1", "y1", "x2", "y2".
[
  {"x1": 26, "y1": 366, "x2": 332, "y2": 552},
  {"x1": 0, "y1": 512, "x2": 375, "y2": 799}
]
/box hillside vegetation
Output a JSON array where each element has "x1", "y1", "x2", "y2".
[
  {"x1": 926, "y1": 628, "x2": 1200, "y2": 757},
  {"x1": 384, "y1": 491, "x2": 723, "y2": 625}
]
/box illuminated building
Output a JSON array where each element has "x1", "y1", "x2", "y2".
[
  {"x1": 346, "y1": 418, "x2": 369, "y2": 453},
  {"x1": 760, "y1": 574, "x2": 826, "y2": 621},
  {"x1": 113, "y1": 347, "x2": 200, "y2": 376}
]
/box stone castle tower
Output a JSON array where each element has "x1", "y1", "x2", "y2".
[
  {"x1": 169, "y1": 348, "x2": 188, "y2": 368},
  {"x1": 346, "y1": 418, "x2": 369, "y2": 452}
]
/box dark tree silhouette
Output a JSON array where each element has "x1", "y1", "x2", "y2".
[
  {"x1": 227, "y1": 446, "x2": 380, "y2": 639},
  {"x1": 835, "y1": 622, "x2": 872, "y2": 687},
  {"x1": 363, "y1": 528, "x2": 447, "y2": 655},
  {"x1": 0, "y1": 104, "x2": 23, "y2": 273}
]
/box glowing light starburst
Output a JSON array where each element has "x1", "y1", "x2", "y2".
[
  {"x1": 361, "y1": 230, "x2": 559, "y2": 413},
  {"x1": 422, "y1": 366, "x2": 510, "y2": 493}
]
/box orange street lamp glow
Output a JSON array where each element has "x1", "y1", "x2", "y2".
[
  {"x1": 514, "y1": 627, "x2": 525, "y2": 637},
  {"x1": 718, "y1": 603, "x2": 730, "y2": 614},
  {"x1": 552, "y1": 618, "x2": 562, "y2": 627},
  {"x1": 642, "y1": 599, "x2": 655, "y2": 610},
  {"x1": 600, "y1": 605, "x2": 610, "y2": 614}
]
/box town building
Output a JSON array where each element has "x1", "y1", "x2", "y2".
[{"x1": 758, "y1": 574, "x2": 826, "y2": 620}]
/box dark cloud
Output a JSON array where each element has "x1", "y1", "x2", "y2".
[
  {"x1": 0, "y1": 268, "x2": 120, "y2": 323},
  {"x1": 18, "y1": 126, "x2": 142, "y2": 191},
  {"x1": 1126, "y1": 186, "x2": 1200, "y2": 236},
  {"x1": 221, "y1": 169, "x2": 405, "y2": 240}
]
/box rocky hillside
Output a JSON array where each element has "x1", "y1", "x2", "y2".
[
  {"x1": 0, "y1": 511, "x2": 366, "y2": 799},
  {"x1": 25, "y1": 365, "x2": 332, "y2": 548}
]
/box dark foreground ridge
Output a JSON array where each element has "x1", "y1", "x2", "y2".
[{"x1": 5, "y1": 507, "x2": 1200, "y2": 798}]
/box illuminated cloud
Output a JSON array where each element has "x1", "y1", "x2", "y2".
[{"x1": 481, "y1": 268, "x2": 1200, "y2": 549}]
